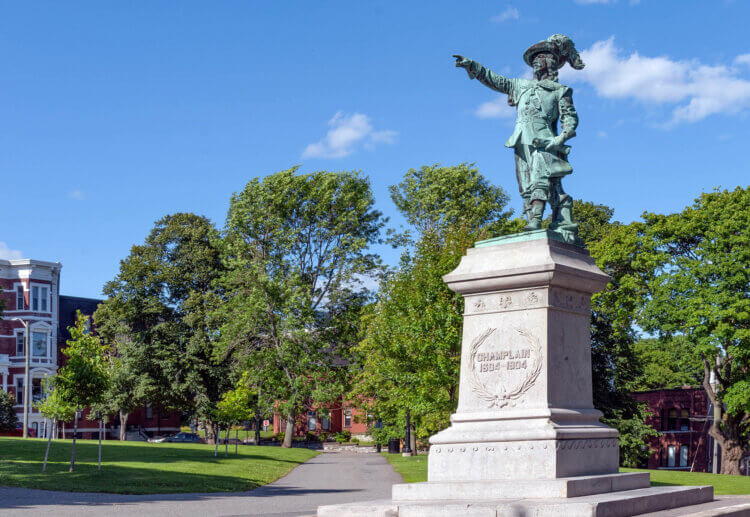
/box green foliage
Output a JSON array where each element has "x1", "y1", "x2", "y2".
[
  {"x1": 388, "y1": 163, "x2": 511, "y2": 238},
  {"x1": 98, "y1": 213, "x2": 231, "y2": 432},
  {"x1": 639, "y1": 187, "x2": 750, "y2": 473},
  {"x1": 35, "y1": 378, "x2": 76, "y2": 423},
  {"x1": 0, "y1": 391, "x2": 18, "y2": 432},
  {"x1": 334, "y1": 430, "x2": 351, "y2": 443},
  {"x1": 219, "y1": 168, "x2": 384, "y2": 447},
  {"x1": 55, "y1": 312, "x2": 110, "y2": 411},
  {"x1": 215, "y1": 374, "x2": 256, "y2": 425},
  {"x1": 631, "y1": 337, "x2": 703, "y2": 390},
  {"x1": 601, "y1": 408, "x2": 658, "y2": 468}
]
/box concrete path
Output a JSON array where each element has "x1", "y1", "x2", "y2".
[{"x1": 0, "y1": 452, "x2": 403, "y2": 516}]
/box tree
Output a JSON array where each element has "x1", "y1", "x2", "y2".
[
  {"x1": 388, "y1": 163, "x2": 512, "y2": 238},
  {"x1": 94, "y1": 300, "x2": 153, "y2": 440},
  {"x1": 215, "y1": 374, "x2": 256, "y2": 455},
  {"x1": 0, "y1": 390, "x2": 18, "y2": 432},
  {"x1": 351, "y1": 164, "x2": 514, "y2": 445},
  {"x1": 219, "y1": 167, "x2": 384, "y2": 448},
  {"x1": 576, "y1": 201, "x2": 658, "y2": 467},
  {"x1": 36, "y1": 378, "x2": 76, "y2": 472},
  {"x1": 639, "y1": 187, "x2": 749, "y2": 474},
  {"x1": 100, "y1": 213, "x2": 231, "y2": 443},
  {"x1": 55, "y1": 312, "x2": 110, "y2": 472},
  {"x1": 631, "y1": 337, "x2": 703, "y2": 390}
]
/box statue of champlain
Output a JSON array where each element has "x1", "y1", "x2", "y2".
[{"x1": 454, "y1": 34, "x2": 585, "y2": 243}]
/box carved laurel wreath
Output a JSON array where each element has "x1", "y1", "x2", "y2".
[{"x1": 469, "y1": 327, "x2": 543, "y2": 409}]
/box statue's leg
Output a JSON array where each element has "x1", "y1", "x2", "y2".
[
  {"x1": 555, "y1": 180, "x2": 577, "y2": 230},
  {"x1": 515, "y1": 146, "x2": 532, "y2": 221},
  {"x1": 548, "y1": 179, "x2": 562, "y2": 229}
]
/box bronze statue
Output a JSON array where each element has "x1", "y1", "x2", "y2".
[{"x1": 454, "y1": 34, "x2": 585, "y2": 243}]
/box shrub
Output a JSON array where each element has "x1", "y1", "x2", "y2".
[
  {"x1": 319, "y1": 431, "x2": 330, "y2": 442},
  {"x1": 305, "y1": 431, "x2": 318, "y2": 442},
  {"x1": 273, "y1": 432, "x2": 285, "y2": 443}
]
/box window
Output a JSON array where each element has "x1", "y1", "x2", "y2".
[
  {"x1": 680, "y1": 409, "x2": 690, "y2": 431},
  {"x1": 15, "y1": 331, "x2": 25, "y2": 355},
  {"x1": 307, "y1": 411, "x2": 317, "y2": 431},
  {"x1": 321, "y1": 416, "x2": 330, "y2": 431},
  {"x1": 32, "y1": 378, "x2": 43, "y2": 403},
  {"x1": 145, "y1": 404, "x2": 153, "y2": 419},
  {"x1": 680, "y1": 445, "x2": 689, "y2": 467},
  {"x1": 31, "y1": 422, "x2": 38, "y2": 436},
  {"x1": 15, "y1": 378, "x2": 24, "y2": 405},
  {"x1": 31, "y1": 332, "x2": 47, "y2": 357},
  {"x1": 667, "y1": 445, "x2": 676, "y2": 467},
  {"x1": 15, "y1": 286, "x2": 24, "y2": 309},
  {"x1": 667, "y1": 409, "x2": 678, "y2": 430},
  {"x1": 344, "y1": 410, "x2": 352, "y2": 428},
  {"x1": 31, "y1": 285, "x2": 49, "y2": 313}
]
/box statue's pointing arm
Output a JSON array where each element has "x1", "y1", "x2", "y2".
[{"x1": 454, "y1": 56, "x2": 515, "y2": 97}]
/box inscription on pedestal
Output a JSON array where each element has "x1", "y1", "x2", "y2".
[{"x1": 468, "y1": 328, "x2": 542, "y2": 408}]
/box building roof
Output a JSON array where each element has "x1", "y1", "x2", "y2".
[{"x1": 58, "y1": 295, "x2": 103, "y2": 342}]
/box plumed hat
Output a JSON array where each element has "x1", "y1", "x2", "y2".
[{"x1": 523, "y1": 34, "x2": 585, "y2": 70}]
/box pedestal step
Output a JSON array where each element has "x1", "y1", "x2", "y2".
[
  {"x1": 317, "y1": 485, "x2": 714, "y2": 517},
  {"x1": 393, "y1": 472, "x2": 649, "y2": 500}
]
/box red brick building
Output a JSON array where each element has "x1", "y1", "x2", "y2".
[
  {"x1": 631, "y1": 387, "x2": 714, "y2": 472},
  {"x1": 1, "y1": 258, "x2": 180, "y2": 439},
  {"x1": 273, "y1": 402, "x2": 370, "y2": 438}
]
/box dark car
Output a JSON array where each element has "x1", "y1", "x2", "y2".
[{"x1": 153, "y1": 432, "x2": 202, "y2": 443}]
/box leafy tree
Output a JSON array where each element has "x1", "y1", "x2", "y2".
[
  {"x1": 577, "y1": 201, "x2": 658, "y2": 467},
  {"x1": 219, "y1": 167, "x2": 384, "y2": 448},
  {"x1": 388, "y1": 163, "x2": 512, "y2": 238},
  {"x1": 215, "y1": 374, "x2": 256, "y2": 455},
  {"x1": 100, "y1": 213, "x2": 231, "y2": 443},
  {"x1": 631, "y1": 337, "x2": 703, "y2": 390},
  {"x1": 36, "y1": 378, "x2": 75, "y2": 472},
  {"x1": 639, "y1": 187, "x2": 749, "y2": 474},
  {"x1": 351, "y1": 164, "x2": 513, "y2": 445},
  {"x1": 55, "y1": 312, "x2": 110, "y2": 472},
  {"x1": 0, "y1": 390, "x2": 18, "y2": 432}
]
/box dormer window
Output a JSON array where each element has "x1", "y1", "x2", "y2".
[{"x1": 15, "y1": 331, "x2": 25, "y2": 355}]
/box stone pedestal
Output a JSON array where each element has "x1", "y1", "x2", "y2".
[{"x1": 318, "y1": 232, "x2": 713, "y2": 516}]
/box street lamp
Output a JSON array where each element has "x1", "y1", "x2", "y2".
[
  {"x1": 403, "y1": 407, "x2": 413, "y2": 456},
  {"x1": 10, "y1": 318, "x2": 31, "y2": 439}
]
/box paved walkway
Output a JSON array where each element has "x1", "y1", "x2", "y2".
[{"x1": 0, "y1": 452, "x2": 403, "y2": 516}]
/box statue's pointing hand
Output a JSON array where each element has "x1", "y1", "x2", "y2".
[{"x1": 453, "y1": 55, "x2": 471, "y2": 69}]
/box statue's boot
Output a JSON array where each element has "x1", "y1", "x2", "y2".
[
  {"x1": 557, "y1": 199, "x2": 578, "y2": 231},
  {"x1": 524, "y1": 201, "x2": 545, "y2": 231}
]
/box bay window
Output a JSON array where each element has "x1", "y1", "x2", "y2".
[{"x1": 32, "y1": 332, "x2": 47, "y2": 357}]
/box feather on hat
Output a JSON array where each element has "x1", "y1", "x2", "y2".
[{"x1": 523, "y1": 34, "x2": 585, "y2": 70}]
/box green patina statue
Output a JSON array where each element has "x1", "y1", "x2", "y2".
[{"x1": 454, "y1": 34, "x2": 585, "y2": 244}]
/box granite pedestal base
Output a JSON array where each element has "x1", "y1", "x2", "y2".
[{"x1": 317, "y1": 235, "x2": 716, "y2": 516}]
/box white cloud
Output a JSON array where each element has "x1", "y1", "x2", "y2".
[
  {"x1": 491, "y1": 7, "x2": 520, "y2": 23},
  {"x1": 302, "y1": 112, "x2": 397, "y2": 159},
  {"x1": 476, "y1": 97, "x2": 516, "y2": 119},
  {"x1": 734, "y1": 54, "x2": 750, "y2": 67},
  {"x1": 0, "y1": 242, "x2": 23, "y2": 260},
  {"x1": 597, "y1": 130, "x2": 608, "y2": 138},
  {"x1": 559, "y1": 37, "x2": 750, "y2": 124},
  {"x1": 68, "y1": 189, "x2": 85, "y2": 201}
]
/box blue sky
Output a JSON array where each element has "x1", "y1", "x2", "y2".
[{"x1": 1, "y1": 1, "x2": 748, "y2": 298}]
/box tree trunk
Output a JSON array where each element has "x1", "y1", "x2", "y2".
[
  {"x1": 69, "y1": 412, "x2": 79, "y2": 473},
  {"x1": 207, "y1": 420, "x2": 219, "y2": 445},
  {"x1": 214, "y1": 425, "x2": 220, "y2": 457},
  {"x1": 62, "y1": 422, "x2": 65, "y2": 439},
  {"x1": 119, "y1": 411, "x2": 129, "y2": 441},
  {"x1": 225, "y1": 426, "x2": 230, "y2": 457},
  {"x1": 410, "y1": 425, "x2": 417, "y2": 455},
  {"x1": 720, "y1": 444, "x2": 744, "y2": 475},
  {"x1": 42, "y1": 418, "x2": 52, "y2": 472},
  {"x1": 255, "y1": 413, "x2": 261, "y2": 446},
  {"x1": 98, "y1": 419, "x2": 102, "y2": 471},
  {"x1": 235, "y1": 428, "x2": 239, "y2": 455},
  {"x1": 282, "y1": 411, "x2": 295, "y2": 448}
]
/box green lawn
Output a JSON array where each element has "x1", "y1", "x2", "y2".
[
  {"x1": 0, "y1": 437, "x2": 318, "y2": 494},
  {"x1": 382, "y1": 453, "x2": 750, "y2": 495},
  {"x1": 179, "y1": 426, "x2": 276, "y2": 439}
]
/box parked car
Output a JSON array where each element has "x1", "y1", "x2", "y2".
[{"x1": 150, "y1": 432, "x2": 202, "y2": 444}]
